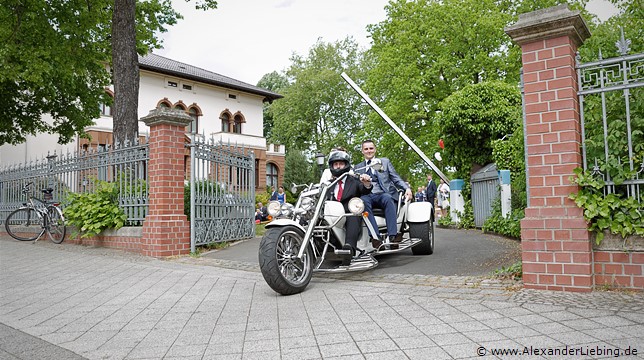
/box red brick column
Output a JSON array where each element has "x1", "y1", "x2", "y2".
[
  {"x1": 140, "y1": 108, "x2": 192, "y2": 257},
  {"x1": 506, "y1": 5, "x2": 592, "y2": 291}
]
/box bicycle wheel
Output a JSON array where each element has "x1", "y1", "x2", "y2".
[
  {"x1": 5, "y1": 208, "x2": 43, "y2": 241},
  {"x1": 46, "y1": 206, "x2": 66, "y2": 244}
]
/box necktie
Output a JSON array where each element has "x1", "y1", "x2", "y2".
[
  {"x1": 367, "y1": 160, "x2": 373, "y2": 176},
  {"x1": 337, "y1": 180, "x2": 343, "y2": 200}
]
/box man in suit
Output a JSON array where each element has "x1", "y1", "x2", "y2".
[
  {"x1": 327, "y1": 150, "x2": 372, "y2": 257},
  {"x1": 354, "y1": 140, "x2": 412, "y2": 247},
  {"x1": 255, "y1": 202, "x2": 268, "y2": 222},
  {"x1": 425, "y1": 174, "x2": 438, "y2": 222}
]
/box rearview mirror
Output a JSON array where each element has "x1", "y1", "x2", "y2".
[
  {"x1": 370, "y1": 158, "x2": 383, "y2": 172},
  {"x1": 291, "y1": 183, "x2": 298, "y2": 194}
]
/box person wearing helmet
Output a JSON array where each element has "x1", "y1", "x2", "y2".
[
  {"x1": 328, "y1": 150, "x2": 372, "y2": 259},
  {"x1": 320, "y1": 147, "x2": 353, "y2": 184}
]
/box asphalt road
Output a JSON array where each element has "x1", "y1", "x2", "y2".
[{"x1": 203, "y1": 226, "x2": 522, "y2": 277}]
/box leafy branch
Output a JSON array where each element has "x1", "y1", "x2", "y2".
[{"x1": 569, "y1": 167, "x2": 644, "y2": 245}]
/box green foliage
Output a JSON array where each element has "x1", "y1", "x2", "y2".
[
  {"x1": 255, "y1": 191, "x2": 270, "y2": 207},
  {"x1": 0, "y1": 0, "x2": 214, "y2": 146},
  {"x1": 437, "y1": 210, "x2": 453, "y2": 227},
  {"x1": 569, "y1": 168, "x2": 644, "y2": 244},
  {"x1": 270, "y1": 38, "x2": 368, "y2": 155},
  {"x1": 257, "y1": 71, "x2": 288, "y2": 139},
  {"x1": 494, "y1": 261, "x2": 522, "y2": 280},
  {"x1": 455, "y1": 199, "x2": 476, "y2": 229},
  {"x1": 0, "y1": 0, "x2": 112, "y2": 145},
  {"x1": 438, "y1": 81, "x2": 522, "y2": 179},
  {"x1": 491, "y1": 128, "x2": 527, "y2": 210},
  {"x1": 482, "y1": 201, "x2": 524, "y2": 239},
  {"x1": 362, "y1": 0, "x2": 521, "y2": 181},
  {"x1": 284, "y1": 150, "x2": 317, "y2": 189},
  {"x1": 64, "y1": 180, "x2": 127, "y2": 238}
]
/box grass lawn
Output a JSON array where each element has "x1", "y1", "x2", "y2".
[{"x1": 256, "y1": 222, "x2": 267, "y2": 237}]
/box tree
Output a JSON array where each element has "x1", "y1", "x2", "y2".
[
  {"x1": 360, "y1": 0, "x2": 588, "y2": 184},
  {"x1": 284, "y1": 150, "x2": 317, "y2": 189},
  {"x1": 112, "y1": 0, "x2": 139, "y2": 146},
  {"x1": 270, "y1": 38, "x2": 369, "y2": 158},
  {"x1": 0, "y1": 0, "x2": 112, "y2": 145},
  {"x1": 111, "y1": 0, "x2": 217, "y2": 145},
  {"x1": 0, "y1": 0, "x2": 216, "y2": 146},
  {"x1": 257, "y1": 71, "x2": 288, "y2": 139},
  {"x1": 438, "y1": 81, "x2": 522, "y2": 179}
]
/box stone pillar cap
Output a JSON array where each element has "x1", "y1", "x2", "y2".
[
  {"x1": 505, "y1": 4, "x2": 591, "y2": 46},
  {"x1": 140, "y1": 107, "x2": 192, "y2": 127}
]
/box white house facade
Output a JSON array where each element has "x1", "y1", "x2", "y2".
[{"x1": 0, "y1": 53, "x2": 285, "y2": 191}]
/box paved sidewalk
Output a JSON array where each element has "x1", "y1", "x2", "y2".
[{"x1": 1, "y1": 237, "x2": 642, "y2": 360}]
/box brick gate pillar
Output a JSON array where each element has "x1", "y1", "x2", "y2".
[
  {"x1": 140, "y1": 108, "x2": 192, "y2": 257},
  {"x1": 505, "y1": 5, "x2": 592, "y2": 291}
]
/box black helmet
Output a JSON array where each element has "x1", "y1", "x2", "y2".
[{"x1": 328, "y1": 151, "x2": 351, "y2": 177}]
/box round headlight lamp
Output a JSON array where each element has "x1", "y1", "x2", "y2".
[
  {"x1": 267, "y1": 201, "x2": 281, "y2": 217},
  {"x1": 301, "y1": 197, "x2": 315, "y2": 211},
  {"x1": 280, "y1": 203, "x2": 294, "y2": 217},
  {"x1": 347, "y1": 197, "x2": 365, "y2": 215}
]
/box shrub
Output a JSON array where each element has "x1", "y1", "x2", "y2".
[
  {"x1": 64, "y1": 179, "x2": 127, "y2": 238},
  {"x1": 482, "y1": 200, "x2": 524, "y2": 239}
]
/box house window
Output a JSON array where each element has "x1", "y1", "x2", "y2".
[
  {"x1": 266, "y1": 163, "x2": 278, "y2": 188},
  {"x1": 182, "y1": 84, "x2": 192, "y2": 91},
  {"x1": 167, "y1": 81, "x2": 178, "y2": 87},
  {"x1": 233, "y1": 115, "x2": 242, "y2": 134},
  {"x1": 255, "y1": 159, "x2": 260, "y2": 188},
  {"x1": 158, "y1": 101, "x2": 171, "y2": 108},
  {"x1": 221, "y1": 113, "x2": 230, "y2": 132},
  {"x1": 228, "y1": 93, "x2": 237, "y2": 100},
  {"x1": 188, "y1": 108, "x2": 199, "y2": 134},
  {"x1": 99, "y1": 102, "x2": 112, "y2": 116}
]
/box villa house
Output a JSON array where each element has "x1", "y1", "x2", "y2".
[{"x1": 0, "y1": 53, "x2": 285, "y2": 192}]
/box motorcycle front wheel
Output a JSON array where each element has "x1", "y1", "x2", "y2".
[{"x1": 259, "y1": 226, "x2": 314, "y2": 295}]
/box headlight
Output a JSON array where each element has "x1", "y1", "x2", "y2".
[
  {"x1": 267, "y1": 201, "x2": 281, "y2": 216},
  {"x1": 300, "y1": 197, "x2": 315, "y2": 211},
  {"x1": 347, "y1": 197, "x2": 364, "y2": 215},
  {"x1": 280, "y1": 203, "x2": 294, "y2": 217}
]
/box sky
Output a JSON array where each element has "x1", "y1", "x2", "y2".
[{"x1": 156, "y1": 0, "x2": 619, "y2": 87}]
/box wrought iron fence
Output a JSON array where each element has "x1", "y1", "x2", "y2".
[
  {"x1": 577, "y1": 29, "x2": 644, "y2": 202},
  {"x1": 187, "y1": 134, "x2": 255, "y2": 251},
  {"x1": 0, "y1": 140, "x2": 149, "y2": 226}
]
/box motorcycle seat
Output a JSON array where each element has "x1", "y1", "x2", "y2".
[{"x1": 371, "y1": 208, "x2": 386, "y2": 217}]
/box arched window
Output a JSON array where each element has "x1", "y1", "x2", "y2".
[
  {"x1": 157, "y1": 99, "x2": 172, "y2": 108},
  {"x1": 266, "y1": 163, "x2": 278, "y2": 188},
  {"x1": 233, "y1": 114, "x2": 243, "y2": 134},
  {"x1": 173, "y1": 102, "x2": 187, "y2": 112},
  {"x1": 221, "y1": 113, "x2": 230, "y2": 132},
  {"x1": 188, "y1": 107, "x2": 199, "y2": 134}
]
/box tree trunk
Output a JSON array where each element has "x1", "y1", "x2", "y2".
[{"x1": 111, "y1": 0, "x2": 139, "y2": 147}]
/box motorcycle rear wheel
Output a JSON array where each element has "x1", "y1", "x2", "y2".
[
  {"x1": 259, "y1": 226, "x2": 314, "y2": 295},
  {"x1": 410, "y1": 220, "x2": 434, "y2": 255}
]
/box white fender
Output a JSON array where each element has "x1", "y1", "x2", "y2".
[
  {"x1": 407, "y1": 202, "x2": 432, "y2": 223},
  {"x1": 264, "y1": 219, "x2": 305, "y2": 233},
  {"x1": 324, "y1": 201, "x2": 346, "y2": 228}
]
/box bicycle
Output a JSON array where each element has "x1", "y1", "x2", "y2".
[{"x1": 5, "y1": 182, "x2": 66, "y2": 244}]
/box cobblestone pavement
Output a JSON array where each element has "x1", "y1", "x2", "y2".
[{"x1": 1, "y1": 237, "x2": 643, "y2": 360}]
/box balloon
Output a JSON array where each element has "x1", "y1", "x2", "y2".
[
  {"x1": 438, "y1": 139, "x2": 444, "y2": 149},
  {"x1": 434, "y1": 152, "x2": 442, "y2": 162}
]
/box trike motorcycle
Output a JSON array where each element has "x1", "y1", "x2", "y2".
[{"x1": 258, "y1": 160, "x2": 434, "y2": 295}]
